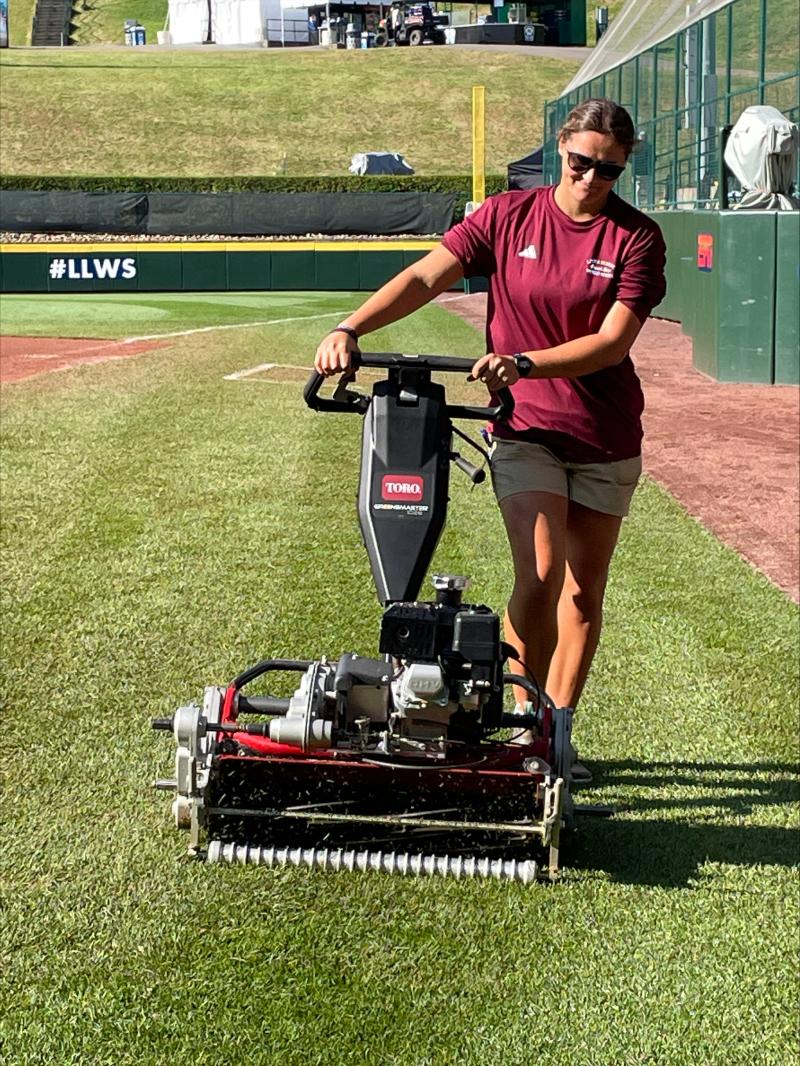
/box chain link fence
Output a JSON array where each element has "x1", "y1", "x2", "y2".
[{"x1": 543, "y1": 0, "x2": 799, "y2": 209}]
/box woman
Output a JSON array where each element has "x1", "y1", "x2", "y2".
[{"x1": 314, "y1": 98, "x2": 666, "y2": 750}]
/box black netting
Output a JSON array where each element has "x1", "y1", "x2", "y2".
[{"x1": 0, "y1": 191, "x2": 456, "y2": 236}]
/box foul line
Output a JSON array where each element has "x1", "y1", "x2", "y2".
[
  {"x1": 224, "y1": 362, "x2": 278, "y2": 381},
  {"x1": 123, "y1": 309, "x2": 348, "y2": 345},
  {"x1": 224, "y1": 296, "x2": 475, "y2": 383},
  {"x1": 122, "y1": 296, "x2": 470, "y2": 346},
  {"x1": 116, "y1": 298, "x2": 473, "y2": 380}
]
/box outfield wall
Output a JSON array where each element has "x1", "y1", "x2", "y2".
[
  {"x1": 653, "y1": 210, "x2": 799, "y2": 386},
  {"x1": 0, "y1": 240, "x2": 442, "y2": 296}
]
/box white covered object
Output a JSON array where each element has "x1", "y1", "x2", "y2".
[
  {"x1": 215, "y1": 0, "x2": 262, "y2": 43},
  {"x1": 166, "y1": 0, "x2": 308, "y2": 45},
  {"x1": 724, "y1": 106, "x2": 800, "y2": 211},
  {"x1": 349, "y1": 152, "x2": 415, "y2": 176},
  {"x1": 168, "y1": 0, "x2": 208, "y2": 43}
]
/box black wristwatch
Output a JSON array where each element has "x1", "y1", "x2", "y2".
[{"x1": 513, "y1": 352, "x2": 535, "y2": 378}]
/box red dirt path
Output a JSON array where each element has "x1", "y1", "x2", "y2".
[
  {"x1": 438, "y1": 294, "x2": 800, "y2": 602},
  {"x1": 0, "y1": 335, "x2": 171, "y2": 383}
]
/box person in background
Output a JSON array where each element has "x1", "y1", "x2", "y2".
[{"x1": 314, "y1": 98, "x2": 666, "y2": 772}]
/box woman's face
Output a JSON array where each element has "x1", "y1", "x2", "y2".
[{"x1": 558, "y1": 130, "x2": 628, "y2": 210}]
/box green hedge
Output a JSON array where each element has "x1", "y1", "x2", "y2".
[{"x1": 0, "y1": 174, "x2": 508, "y2": 224}]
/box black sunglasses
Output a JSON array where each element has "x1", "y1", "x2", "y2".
[{"x1": 566, "y1": 150, "x2": 626, "y2": 181}]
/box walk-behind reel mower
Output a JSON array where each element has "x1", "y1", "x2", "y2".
[{"x1": 152, "y1": 353, "x2": 591, "y2": 884}]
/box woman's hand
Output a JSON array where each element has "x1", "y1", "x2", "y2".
[
  {"x1": 469, "y1": 353, "x2": 519, "y2": 391},
  {"x1": 314, "y1": 330, "x2": 360, "y2": 377}
]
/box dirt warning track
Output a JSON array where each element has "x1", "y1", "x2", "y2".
[{"x1": 437, "y1": 293, "x2": 800, "y2": 602}]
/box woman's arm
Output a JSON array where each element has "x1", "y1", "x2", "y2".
[
  {"x1": 314, "y1": 245, "x2": 464, "y2": 376},
  {"x1": 471, "y1": 302, "x2": 644, "y2": 390}
]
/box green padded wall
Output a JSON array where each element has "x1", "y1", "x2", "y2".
[
  {"x1": 774, "y1": 213, "x2": 800, "y2": 386},
  {"x1": 717, "y1": 212, "x2": 776, "y2": 383},
  {"x1": 0, "y1": 243, "x2": 444, "y2": 297},
  {"x1": 648, "y1": 209, "x2": 792, "y2": 384}
]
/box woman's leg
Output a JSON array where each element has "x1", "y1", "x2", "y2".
[
  {"x1": 498, "y1": 490, "x2": 569, "y2": 704},
  {"x1": 545, "y1": 500, "x2": 623, "y2": 709}
]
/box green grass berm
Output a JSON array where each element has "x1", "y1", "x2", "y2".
[{"x1": 0, "y1": 48, "x2": 580, "y2": 177}]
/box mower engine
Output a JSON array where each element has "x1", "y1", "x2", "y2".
[{"x1": 237, "y1": 579, "x2": 510, "y2": 758}]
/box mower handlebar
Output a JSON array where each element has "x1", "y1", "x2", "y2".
[
  {"x1": 452, "y1": 453, "x2": 486, "y2": 484},
  {"x1": 304, "y1": 352, "x2": 514, "y2": 422}
]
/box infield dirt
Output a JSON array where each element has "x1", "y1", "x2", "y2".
[
  {"x1": 0, "y1": 335, "x2": 172, "y2": 383},
  {"x1": 438, "y1": 293, "x2": 800, "y2": 602}
]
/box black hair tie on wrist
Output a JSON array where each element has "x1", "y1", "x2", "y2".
[{"x1": 330, "y1": 325, "x2": 359, "y2": 343}]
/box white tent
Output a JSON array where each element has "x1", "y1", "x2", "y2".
[{"x1": 166, "y1": 0, "x2": 309, "y2": 46}]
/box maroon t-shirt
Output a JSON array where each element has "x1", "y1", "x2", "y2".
[{"x1": 441, "y1": 185, "x2": 666, "y2": 462}]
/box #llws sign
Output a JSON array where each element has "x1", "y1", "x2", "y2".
[{"x1": 48, "y1": 257, "x2": 137, "y2": 281}]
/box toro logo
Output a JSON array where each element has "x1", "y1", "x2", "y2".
[{"x1": 381, "y1": 475, "x2": 424, "y2": 501}]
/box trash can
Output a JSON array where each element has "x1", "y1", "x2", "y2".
[
  {"x1": 595, "y1": 6, "x2": 609, "y2": 42},
  {"x1": 523, "y1": 22, "x2": 545, "y2": 44},
  {"x1": 134, "y1": 24, "x2": 146, "y2": 45},
  {"x1": 124, "y1": 18, "x2": 136, "y2": 45},
  {"x1": 346, "y1": 23, "x2": 359, "y2": 48}
]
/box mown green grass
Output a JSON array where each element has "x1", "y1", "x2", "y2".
[
  {"x1": 0, "y1": 290, "x2": 352, "y2": 337},
  {"x1": 1, "y1": 295, "x2": 798, "y2": 1065},
  {"x1": 0, "y1": 48, "x2": 579, "y2": 177}
]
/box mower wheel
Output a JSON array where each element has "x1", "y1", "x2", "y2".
[
  {"x1": 408, "y1": 28, "x2": 423, "y2": 46},
  {"x1": 374, "y1": 32, "x2": 387, "y2": 46}
]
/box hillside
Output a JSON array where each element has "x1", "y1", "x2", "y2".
[
  {"x1": 7, "y1": 0, "x2": 36, "y2": 44},
  {"x1": 0, "y1": 48, "x2": 580, "y2": 176},
  {"x1": 70, "y1": 0, "x2": 167, "y2": 45}
]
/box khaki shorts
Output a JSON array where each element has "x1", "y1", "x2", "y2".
[{"x1": 490, "y1": 439, "x2": 642, "y2": 518}]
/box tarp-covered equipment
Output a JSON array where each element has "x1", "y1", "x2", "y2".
[{"x1": 724, "y1": 106, "x2": 800, "y2": 211}]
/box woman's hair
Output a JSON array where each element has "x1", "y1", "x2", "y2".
[{"x1": 558, "y1": 98, "x2": 636, "y2": 156}]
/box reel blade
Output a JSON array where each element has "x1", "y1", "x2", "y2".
[{"x1": 206, "y1": 840, "x2": 544, "y2": 883}]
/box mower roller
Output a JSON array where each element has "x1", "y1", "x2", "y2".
[{"x1": 152, "y1": 353, "x2": 587, "y2": 883}]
